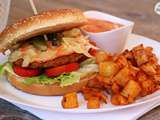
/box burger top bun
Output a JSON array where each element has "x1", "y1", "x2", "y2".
[{"x1": 0, "y1": 8, "x2": 87, "y2": 52}]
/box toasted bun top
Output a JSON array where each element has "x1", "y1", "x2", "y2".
[{"x1": 0, "y1": 8, "x2": 87, "y2": 52}]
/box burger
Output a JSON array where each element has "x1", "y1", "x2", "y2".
[{"x1": 0, "y1": 8, "x2": 98, "y2": 96}]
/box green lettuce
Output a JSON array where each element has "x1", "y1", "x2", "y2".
[
  {"x1": 23, "y1": 72, "x2": 80, "y2": 87},
  {"x1": 22, "y1": 74, "x2": 60, "y2": 85},
  {"x1": 58, "y1": 72, "x2": 80, "y2": 87},
  {"x1": 0, "y1": 63, "x2": 13, "y2": 76}
]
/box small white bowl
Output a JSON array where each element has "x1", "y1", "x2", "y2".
[{"x1": 82, "y1": 10, "x2": 134, "y2": 54}]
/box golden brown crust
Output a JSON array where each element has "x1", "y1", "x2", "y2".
[
  {"x1": 0, "y1": 8, "x2": 87, "y2": 52},
  {"x1": 7, "y1": 73, "x2": 96, "y2": 96}
]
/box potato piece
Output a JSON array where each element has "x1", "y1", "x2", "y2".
[
  {"x1": 129, "y1": 65, "x2": 139, "y2": 77},
  {"x1": 111, "y1": 94, "x2": 119, "y2": 105},
  {"x1": 140, "y1": 63, "x2": 156, "y2": 75},
  {"x1": 144, "y1": 47, "x2": 153, "y2": 57},
  {"x1": 95, "y1": 92, "x2": 108, "y2": 103},
  {"x1": 111, "y1": 83, "x2": 121, "y2": 94},
  {"x1": 111, "y1": 94, "x2": 128, "y2": 105},
  {"x1": 128, "y1": 96, "x2": 134, "y2": 104},
  {"x1": 149, "y1": 55, "x2": 158, "y2": 64},
  {"x1": 62, "y1": 92, "x2": 79, "y2": 109},
  {"x1": 87, "y1": 76, "x2": 104, "y2": 89},
  {"x1": 121, "y1": 80, "x2": 141, "y2": 98},
  {"x1": 97, "y1": 75, "x2": 112, "y2": 86},
  {"x1": 82, "y1": 87, "x2": 101, "y2": 93},
  {"x1": 87, "y1": 97, "x2": 100, "y2": 109},
  {"x1": 141, "y1": 79, "x2": 156, "y2": 96},
  {"x1": 114, "y1": 55, "x2": 128, "y2": 69},
  {"x1": 122, "y1": 49, "x2": 134, "y2": 60},
  {"x1": 99, "y1": 61, "x2": 119, "y2": 77},
  {"x1": 95, "y1": 51, "x2": 108, "y2": 63},
  {"x1": 137, "y1": 71, "x2": 147, "y2": 83},
  {"x1": 132, "y1": 44, "x2": 148, "y2": 66},
  {"x1": 156, "y1": 65, "x2": 160, "y2": 75},
  {"x1": 113, "y1": 67, "x2": 129, "y2": 87},
  {"x1": 153, "y1": 74, "x2": 160, "y2": 84},
  {"x1": 96, "y1": 51, "x2": 112, "y2": 63},
  {"x1": 82, "y1": 87, "x2": 108, "y2": 103},
  {"x1": 83, "y1": 92, "x2": 94, "y2": 100}
]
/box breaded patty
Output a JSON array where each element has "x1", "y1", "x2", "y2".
[{"x1": 14, "y1": 53, "x2": 87, "y2": 68}]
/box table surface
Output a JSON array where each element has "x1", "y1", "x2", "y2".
[{"x1": 6, "y1": 0, "x2": 160, "y2": 120}]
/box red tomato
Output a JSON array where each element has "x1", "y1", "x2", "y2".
[
  {"x1": 89, "y1": 48, "x2": 98, "y2": 56},
  {"x1": 13, "y1": 65, "x2": 41, "y2": 77},
  {"x1": 45, "y1": 63, "x2": 80, "y2": 77}
]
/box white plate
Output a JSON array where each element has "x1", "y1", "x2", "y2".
[{"x1": 0, "y1": 34, "x2": 160, "y2": 113}]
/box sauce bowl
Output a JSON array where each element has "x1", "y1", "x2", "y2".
[{"x1": 82, "y1": 11, "x2": 134, "y2": 54}]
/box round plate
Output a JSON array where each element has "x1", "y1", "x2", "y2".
[{"x1": 0, "y1": 34, "x2": 160, "y2": 113}]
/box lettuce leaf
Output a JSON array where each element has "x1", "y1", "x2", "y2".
[
  {"x1": 0, "y1": 64, "x2": 4, "y2": 75},
  {"x1": 23, "y1": 72, "x2": 80, "y2": 87},
  {"x1": 23, "y1": 74, "x2": 60, "y2": 85},
  {"x1": 0, "y1": 63, "x2": 13, "y2": 76},
  {"x1": 59, "y1": 72, "x2": 80, "y2": 87}
]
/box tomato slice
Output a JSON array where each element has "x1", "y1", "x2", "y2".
[
  {"x1": 45, "y1": 63, "x2": 80, "y2": 77},
  {"x1": 89, "y1": 48, "x2": 98, "y2": 56},
  {"x1": 13, "y1": 65, "x2": 41, "y2": 77}
]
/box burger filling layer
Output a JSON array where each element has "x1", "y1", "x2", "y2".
[{"x1": 1, "y1": 28, "x2": 98, "y2": 87}]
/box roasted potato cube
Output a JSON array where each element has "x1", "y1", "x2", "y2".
[
  {"x1": 132, "y1": 44, "x2": 148, "y2": 66},
  {"x1": 97, "y1": 75, "x2": 112, "y2": 86},
  {"x1": 111, "y1": 83, "x2": 121, "y2": 94},
  {"x1": 114, "y1": 55, "x2": 128, "y2": 69},
  {"x1": 95, "y1": 51, "x2": 108, "y2": 63},
  {"x1": 156, "y1": 65, "x2": 160, "y2": 75},
  {"x1": 87, "y1": 97, "x2": 100, "y2": 109},
  {"x1": 113, "y1": 67, "x2": 129, "y2": 87},
  {"x1": 87, "y1": 76, "x2": 104, "y2": 89},
  {"x1": 82, "y1": 87, "x2": 108, "y2": 103},
  {"x1": 141, "y1": 79, "x2": 156, "y2": 96},
  {"x1": 153, "y1": 74, "x2": 160, "y2": 84},
  {"x1": 144, "y1": 47, "x2": 153, "y2": 57},
  {"x1": 96, "y1": 51, "x2": 113, "y2": 62},
  {"x1": 128, "y1": 96, "x2": 134, "y2": 104},
  {"x1": 140, "y1": 63, "x2": 156, "y2": 75},
  {"x1": 111, "y1": 94, "x2": 119, "y2": 105},
  {"x1": 62, "y1": 92, "x2": 79, "y2": 109},
  {"x1": 94, "y1": 92, "x2": 108, "y2": 103},
  {"x1": 129, "y1": 64, "x2": 140, "y2": 78},
  {"x1": 149, "y1": 55, "x2": 158, "y2": 64},
  {"x1": 111, "y1": 94, "x2": 128, "y2": 105},
  {"x1": 137, "y1": 71, "x2": 147, "y2": 83},
  {"x1": 83, "y1": 92, "x2": 93, "y2": 100},
  {"x1": 82, "y1": 87, "x2": 101, "y2": 93},
  {"x1": 121, "y1": 80, "x2": 141, "y2": 98},
  {"x1": 122, "y1": 49, "x2": 133, "y2": 60},
  {"x1": 99, "y1": 61, "x2": 119, "y2": 77}
]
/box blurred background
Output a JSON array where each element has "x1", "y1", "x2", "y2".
[{"x1": 7, "y1": 0, "x2": 160, "y2": 41}]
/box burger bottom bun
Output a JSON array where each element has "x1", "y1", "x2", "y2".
[{"x1": 7, "y1": 73, "x2": 97, "y2": 96}]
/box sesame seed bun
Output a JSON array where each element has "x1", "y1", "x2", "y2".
[
  {"x1": 0, "y1": 8, "x2": 87, "y2": 52},
  {"x1": 7, "y1": 73, "x2": 96, "y2": 96}
]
